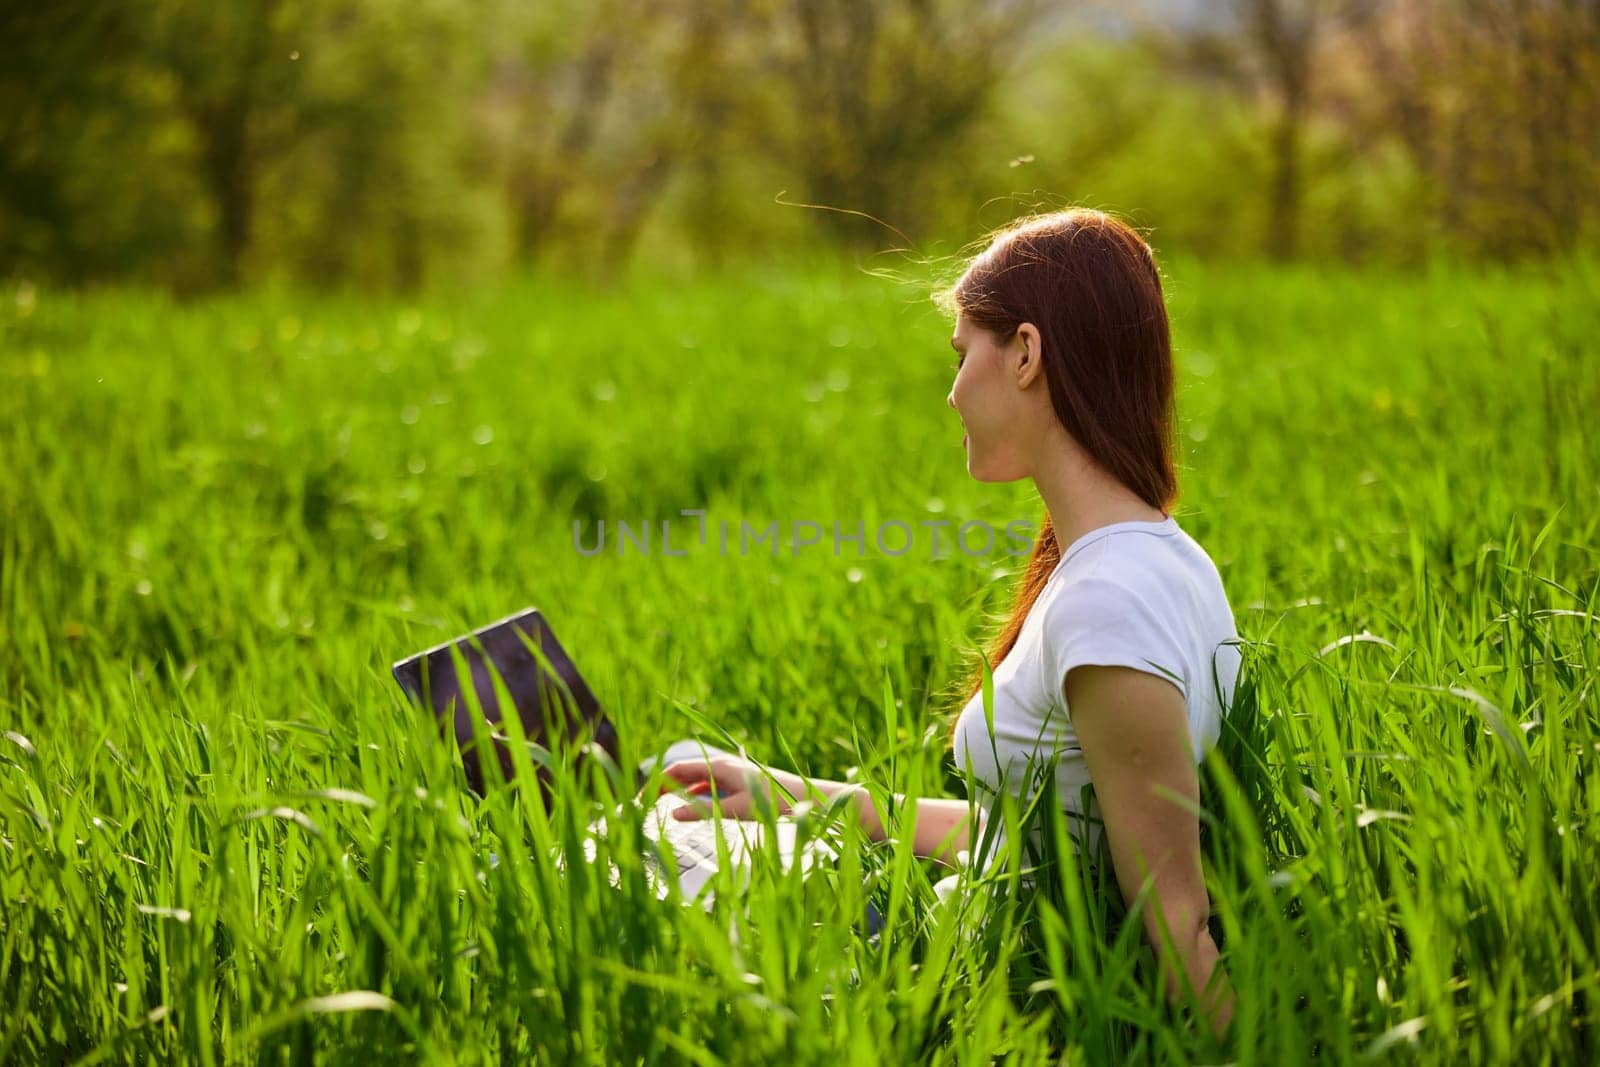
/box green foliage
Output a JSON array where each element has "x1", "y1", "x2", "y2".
[
  {"x1": 0, "y1": 255, "x2": 1597, "y2": 1061},
  {"x1": 6, "y1": 2, "x2": 1596, "y2": 291}
]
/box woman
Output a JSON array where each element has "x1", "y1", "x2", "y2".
[{"x1": 660, "y1": 208, "x2": 1240, "y2": 1038}]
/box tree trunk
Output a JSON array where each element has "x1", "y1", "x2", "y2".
[
  {"x1": 1266, "y1": 91, "x2": 1304, "y2": 260},
  {"x1": 199, "y1": 101, "x2": 254, "y2": 285},
  {"x1": 598, "y1": 150, "x2": 677, "y2": 271},
  {"x1": 511, "y1": 38, "x2": 618, "y2": 262},
  {"x1": 176, "y1": 0, "x2": 278, "y2": 287},
  {"x1": 1249, "y1": 0, "x2": 1315, "y2": 260}
]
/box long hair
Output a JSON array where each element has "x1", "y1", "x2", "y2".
[{"x1": 938, "y1": 208, "x2": 1180, "y2": 720}]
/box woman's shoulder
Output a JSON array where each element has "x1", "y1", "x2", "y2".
[
  {"x1": 1054, "y1": 524, "x2": 1229, "y2": 605},
  {"x1": 1047, "y1": 534, "x2": 1176, "y2": 604},
  {"x1": 1039, "y1": 531, "x2": 1235, "y2": 650}
]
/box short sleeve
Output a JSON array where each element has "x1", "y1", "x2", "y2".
[{"x1": 1037, "y1": 576, "x2": 1190, "y2": 707}]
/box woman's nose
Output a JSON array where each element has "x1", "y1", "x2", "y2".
[{"x1": 946, "y1": 389, "x2": 956, "y2": 411}]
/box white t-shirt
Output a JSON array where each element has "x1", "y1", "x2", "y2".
[{"x1": 950, "y1": 514, "x2": 1242, "y2": 869}]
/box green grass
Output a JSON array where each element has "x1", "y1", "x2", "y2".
[{"x1": 1, "y1": 252, "x2": 1596, "y2": 1063}]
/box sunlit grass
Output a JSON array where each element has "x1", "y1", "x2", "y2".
[{"x1": 1, "y1": 253, "x2": 1596, "y2": 1062}]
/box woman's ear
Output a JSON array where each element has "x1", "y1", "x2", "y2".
[{"x1": 1013, "y1": 322, "x2": 1043, "y2": 389}]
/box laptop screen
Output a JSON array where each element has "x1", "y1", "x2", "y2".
[{"x1": 392, "y1": 608, "x2": 617, "y2": 796}]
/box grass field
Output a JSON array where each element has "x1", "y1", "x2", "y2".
[{"x1": 2, "y1": 253, "x2": 1597, "y2": 1063}]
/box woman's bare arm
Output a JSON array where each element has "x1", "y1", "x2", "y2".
[
  {"x1": 1064, "y1": 662, "x2": 1236, "y2": 1040},
  {"x1": 807, "y1": 780, "x2": 977, "y2": 868}
]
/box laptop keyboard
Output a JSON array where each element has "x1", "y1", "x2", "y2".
[{"x1": 641, "y1": 793, "x2": 759, "y2": 897}]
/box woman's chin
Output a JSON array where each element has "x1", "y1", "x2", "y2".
[
  {"x1": 965, "y1": 441, "x2": 1006, "y2": 481},
  {"x1": 967, "y1": 454, "x2": 1022, "y2": 483}
]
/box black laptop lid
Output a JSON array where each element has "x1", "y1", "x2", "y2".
[{"x1": 391, "y1": 608, "x2": 619, "y2": 796}]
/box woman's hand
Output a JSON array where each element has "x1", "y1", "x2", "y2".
[
  {"x1": 657, "y1": 756, "x2": 808, "y2": 821},
  {"x1": 654, "y1": 754, "x2": 974, "y2": 864}
]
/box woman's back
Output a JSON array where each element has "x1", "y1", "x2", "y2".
[{"x1": 951, "y1": 515, "x2": 1242, "y2": 861}]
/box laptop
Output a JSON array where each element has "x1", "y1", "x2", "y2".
[{"x1": 390, "y1": 607, "x2": 831, "y2": 902}]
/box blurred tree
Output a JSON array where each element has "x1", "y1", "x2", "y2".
[
  {"x1": 746, "y1": 0, "x2": 1047, "y2": 248},
  {"x1": 1336, "y1": 0, "x2": 1600, "y2": 257},
  {"x1": 479, "y1": 0, "x2": 779, "y2": 272},
  {"x1": 0, "y1": 4, "x2": 202, "y2": 284},
  {"x1": 1153, "y1": 0, "x2": 1378, "y2": 259},
  {"x1": 593, "y1": 0, "x2": 747, "y2": 268},
  {"x1": 487, "y1": 0, "x2": 768, "y2": 272},
  {"x1": 993, "y1": 29, "x2": 1281, "y2": 261},
  {"x1": 266, "y1": 0, "x2": 494, "y2": 290},
  {"x1": 150, "y1": 0, "x2": 312, "y2": 285},
  {"x1": 3, "y1": 0, "x2": 1594, "y2": 287},
  {"x1": 489, "y1": 0, "x2": 640, "y2": 264}
]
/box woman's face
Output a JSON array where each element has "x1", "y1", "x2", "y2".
[{"x1": 947, "y1": 313, "x2": 1037, "y2": 482}]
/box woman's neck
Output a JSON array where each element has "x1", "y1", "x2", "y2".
[{"x1": 1030, "y1": 434, "x2": 1168, "y2": 549}]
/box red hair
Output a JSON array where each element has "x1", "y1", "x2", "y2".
[{"x1": 938, "y1": 208, "x2": 1180, "y2": 721}]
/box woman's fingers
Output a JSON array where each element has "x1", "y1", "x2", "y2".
[
  {"x1": 670, "y1": 797, "x2": 710, "y2": 820},
  {"x1": 664, "y1": 756, "x2": 761, "y2": 792},
  {"x1": 658, "y1": 759, "x2": 722, "y2": 797},
  {"x1": 661, "y1": 759, "x2": 712, "y2": 785},
  {"x1": 671, "y1": 789, "x2": 753, "y2": 820},
  {"x1": 658, "y1": 756, "x2": 768, "y2": 815}
]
